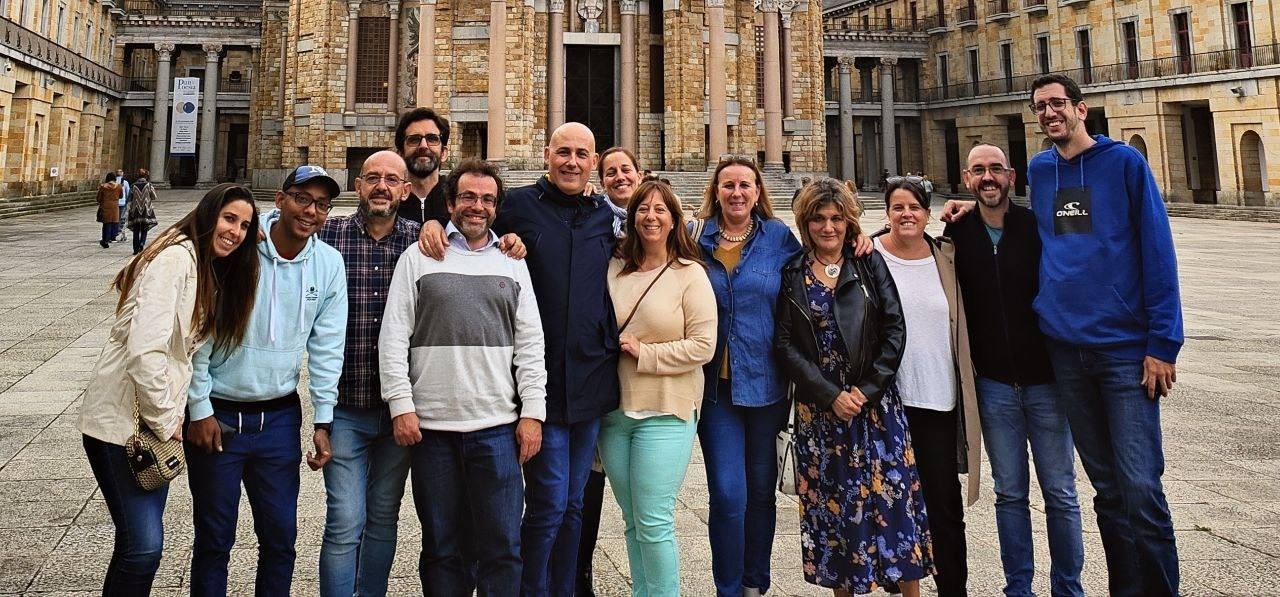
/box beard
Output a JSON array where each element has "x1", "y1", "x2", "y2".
[
  {"x1": 977, "y1": 189, "x2": 1008, "y2": 208},
  {"x1": 359, "y1": 193, "x2": 397, "y2": 218},
  {"x1": 406, "y1": 152, "x2": 439, "y2": 178}
]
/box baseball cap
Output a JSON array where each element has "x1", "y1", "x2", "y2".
[{"x1": 282, "y1": 165, "x2": 342, "y2": 199}]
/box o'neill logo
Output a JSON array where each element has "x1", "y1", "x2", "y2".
[{"x1": 1056, "y1": 201, "x2": 1089, "y2": 217}]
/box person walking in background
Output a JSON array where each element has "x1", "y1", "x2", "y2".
[
  {"x1": 80, "y1": 183, "x2": 260, "y2": 596},
  {"x1": 945, "y1": 144, "x2": 1084, "y2": 597},
  {"x1": 126, "y1": 169, "x2": 159, "y2": 255},
  {"x1": 116, "y1": 169, "x2": 132, "y2": 241},
  {"x1": 600, "y1": 180, "x2": 716, "y2": 595},
  {"x1": 97, "y1": 172, "x2": 124, "y2": 248},
  {"x1": 775, "y1": 178, "x2": 933, "y2": 597},
  {"x1": 872, "y1": 178, "x2": 981, "y2": 597}
]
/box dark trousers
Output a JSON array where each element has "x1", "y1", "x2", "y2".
[
  {"x1": 185, "y1": 403, "x2": 302, "y2": 597},
  {"x1": 904, "y1": 405, "x2": 968, "y2": 597},
  {"x1": 520, "y1": 418, "x2": 602, "y2": 596},
  {"x1": 575, "y1": 468, "x2": 607, "y2": 596},
  {"x1": 101, "y1": 222, "x2": 119, "y2": 245},
  {"x1": 411, "y1": 423, "x2": 524, "y2": 597},
  {"x1": 83, "y1": 434, "x2": 168, "y2": 596},
  {"x1": 131, "y1": 225, "x2": 149, "y2": 254}
]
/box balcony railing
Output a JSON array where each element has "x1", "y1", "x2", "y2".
[
  {"x1": 918, "y1": 41, "x2": 1280, "y2": 102},
  {"x1": 129, "y1": 76, "x2": 155, "y2": 91},
  {"x1": 823, "y1": 17, "x2": 930, "y2": 34},
  {"x1": 921, "y1": 13, "x2": 946, "y2": 30},
  {"x1": 986, "y1": 0, "x2": 1014, "y2": 18},
  {"x1": 1022, "y1": 0, "x2": 1047, "y2": 11},
  {"x1": 955, "y1": 5, "x2": 977, "y2": 25},
  {"x1": 123, "y1": 0, "x2": 260, "y2": 18},
  {"x1": 126, "y1": 74, "x2": 252, "y2": 94},
  {"x1": 0, "y1": 16, "x2": 124, "y2": 92}
]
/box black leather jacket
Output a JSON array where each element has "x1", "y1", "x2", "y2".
[{"x1": 774, "y1": 247, "x2": 906, "y2": 410}]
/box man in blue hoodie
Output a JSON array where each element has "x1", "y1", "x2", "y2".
[
  {"x1": 1026, "y1": 74, "x2": 1183, "y2": 596},
  {"x1": 185, "y1": 165, "x2": 349, "y2": 597}
]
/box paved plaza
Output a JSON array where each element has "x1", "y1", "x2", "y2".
[{"x1": 0, "y1": 189, "x2": 1278, "y2": 595}]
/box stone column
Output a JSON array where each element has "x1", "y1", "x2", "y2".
[
  {"x1": 780, "y1": 8, "x2": 795, "y2": 118},
  {"x1": 761, "y1": 0, "x2": 783, "y2": 170},
  {"x1": 706, "y1": 0, "x2": 727, "y2": 164},
  {"x1": 416, "y1": 0, "x2": 437, "y2": 107},
  {"x1": 879, "y1": 57, "x2": 897, "y2": 176},
  {"x1": 488, "y1": 0, "x2": 506, "y2": 163},
  {"x1": 837, "y1": 57, "x2": 856, "y2": 182},
  {"x1": 197, "y1": 43, "x2": 221, "y2": 186},
  {"x1": 149, "y1": 43, "x2": 174, "y2": 185},
  {"x1": 547, "y1": 0, "x2": 565, "y2": 139},
  {"x1": 345, "y1": 1, "x2": 359, "y2": 114},
  {"x1": 620, "y1": 0, "x2": 637, "y2": 149},
  {"x1": 388, "y1": 0, "x2": 400, "y2": 114}
]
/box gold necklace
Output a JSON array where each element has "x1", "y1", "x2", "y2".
[
  {"x1": 720, "y1": 218, "x2": 754, "y2": 243},
  {"x1": 813, "y1": 251, "x2": 843, "y2": 279}
]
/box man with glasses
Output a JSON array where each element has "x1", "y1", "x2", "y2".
[
  {"x1": 185, "y1": 164, "x2": 349, "y2": 596},
  {"x1": 945, "y1": 144, "x2": 1085, "y2": 597},
  {"x1": 396, "y1": 107, "x2": 451, "y2": 224}
]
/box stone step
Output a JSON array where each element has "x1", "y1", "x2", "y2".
[
  {"x1": 0, "y1": 194, "x2": 98, "y2": 221},
  {"x1": 1165, "y1": 203, "x2": 1280, "y2": 224}
]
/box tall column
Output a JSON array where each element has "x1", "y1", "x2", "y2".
[
  {"x1": 837, "y1": 58, "x2": 856, "y2": 182},
  {"x1": 880, "y1": 57, "x2": 897, "y2": 176},
  {"x1": 706, "y1": 0, "x2": 727, "y2": 164},
  {"x1": 345, "y1": 2, "x2": 359, "y2": 114},
  {"x1": 620, "y1": 0, "x2": 637, "y2": 149},
  {"x1": 149, "y1": 43, "x2": 174, "y2": 185},
  {"x1": 780, "y1": 8, "x2": 795, "y2": 118},
  {"x1": 487, "y1": 0, "x2": 507, "y2": 163},
  {"x1": 547, "y1": 0, "x2": 565, "y2": 139},
  {"x1": 416, "y1": 0, "x2": 437, "y2": 107},
  {"x1": 388, "y1": 1, "x2": 400, "y2": 114},
  {"x1": 761, "y1": 0, "x2": 783, "y2": 170},
  {"x1": 197, "y1": 43, "x2": 221, "y2": 186}
]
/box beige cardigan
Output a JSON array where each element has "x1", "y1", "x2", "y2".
[
  {"x1": 932, "y1": 237, "x2": 983, "y2": 506},
  {"x1": 79, "y1": 240, "x2": 203, "y2": 445},
  {"x1": 607, "y1": 258, "x2": 717, "y2": 420}
]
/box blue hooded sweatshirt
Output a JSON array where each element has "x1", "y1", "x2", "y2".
[
  {"x1": 1026, "y1": 134, "x2": 1183, "y2": 363},
  {"x1": 187, "y1": 211, "x2": 349, "y2": 423}
]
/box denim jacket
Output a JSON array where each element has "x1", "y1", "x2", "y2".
[{"x1": 693, "y1": 213, "x2": 802, "y2": 406}]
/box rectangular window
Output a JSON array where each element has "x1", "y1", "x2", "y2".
[
  {"x1": 938, "y1": 54, "x2": 950, "y2": 98},
  {"x1": 936, "y1": 0, "x2": 946, "y2": 25},
  {"x1": 968, "y1": 47, "x2": 979, "y2": 95},
  {"x1": 39, "y1": 0, "x2": 49, "y2": 34},
  {"x1": 861, "y1": 14, "x2": 869, "y2": 30},
  {"x1": 70, "y1": 14, "x2": 78, "y2": 50},
  {"x1": 1122, "y1": 21, "x2": 1139, "y2": 78},
  {"x1": 885, "y1": 8, "x2": 892, "y2": 31},
  {"x1": 54, "y1": 4, "x2": 63, "y2": 43},
  {"x1": 1233, "y1": 3, "x2": 1253, "y2": 67},
  {"x1": 1000, "y1": 42, "x2": 1013, "y2": 92},
  {"x1": 1173, "y1": 12, "x2": 1192, "y2": 74},
  {"x1": 755, "y1": 25, "x2": 765, "y2": 109},
  {"x1": 1036, "y1": 34, "x2": 1050, "y2": 74},
  {"x1": 20, "y1": 0, "x2": 30, "y2": 27},
  {"x1": 649, "y1": 44, "x2": 663, "y2": 113},
  {"x1": 355, "y1": 16, "x2": 390, "y2": 103},
  {"x1": 1076, "y1": 29, "x2": 1092, "y2": 84},
  {"x1": 648, "y1": 0, "x2": 661, "y2": 32},
  {"x1": 910, "y1": 2, "x2": 918, "y2": 28}
]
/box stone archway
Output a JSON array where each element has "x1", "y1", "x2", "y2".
[
  {"x1": 1240, "y1": 130, "x2": 1266, "y2": 206},
  {"x1": 1129, "y1": 134, "x2": 1149, "y2": 161}
]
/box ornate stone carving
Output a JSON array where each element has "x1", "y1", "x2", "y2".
[
  {"x1": 837, "y1": 56, "x2": 854, "y2": 71},
  {"x1": 619, "y1": 0, "x2": 638, "y2": 14},
  {"x1": 753, "y1": 0, "x2": 779, "y2": 12},
  {"x1": 880, "y1": 56, "x2": 898, "y2": 66},
  {"x1": 577, "y1": 0, "x2": 603, "y2": 32},
  {"x1": 202, "y1": 43, "x2": 223, "y2": 59},
  {"x1": 780, "y1": 10, "x2": 791, "y2": 27},
  {"x1": 389, "y1": 0, "x2": 401, "y2": 17},
  {"x1": 154, "y1": 42, "x2": 176, "y2": 61},
  {"x1": 549, "y1": 0, "x2": 566, "y2": 11}
]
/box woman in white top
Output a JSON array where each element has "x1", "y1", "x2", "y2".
[
  {"x1": 79, "y1": 183, "x2": 261, "y2": 595},
  {"x1": 871, "y1": 178, "x2": 981, "y2": 597}
]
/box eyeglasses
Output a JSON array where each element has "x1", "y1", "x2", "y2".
[
  {"x1": 966, "y1": 165, "x2": 1008, "y2": 177},
  {"x1": 1028, "y1": 97, "x2": 1076, "y2": 114},
  {"x1": 405, "y1": 133, "x2": 443, "y2": 148},
  {"x1": 359, "y1": 174, "x2": 406, "y2": 187},
  {"x1": 284, "y1": 190, "x2": 334, "y2": 214},
  {"x1": 454, "y1": 192, "x2": 498, "y2": 208}
]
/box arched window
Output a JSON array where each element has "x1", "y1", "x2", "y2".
[{"x1": 1128, "y1": 134, "x2": 1148, "y2": 161}]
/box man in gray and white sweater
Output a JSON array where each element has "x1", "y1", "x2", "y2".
[{"x1": 378, "y1": 159, "x2": 547, "y2": 595}]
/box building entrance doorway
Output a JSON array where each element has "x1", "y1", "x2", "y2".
[
  {"x1": 1181, "y1": 104, "x2": 1219, "y2": 204},
  {"x1": 226, "y1": 123, "x2": 249, "y2": 182},
  {"x1": 1005, "y1": 119, "x2": 1027, "y2": 197},
  {"x1": 565, "y1": 45, "x2": 616, "y2": 151}
]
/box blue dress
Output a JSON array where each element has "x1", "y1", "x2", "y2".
[{"x1": 795, "y1": 262, "x2": 935, "y2": 592}]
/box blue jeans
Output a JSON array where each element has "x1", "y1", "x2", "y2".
[
  {"x1": 319, "y1": 406, "x2": 411, "y2": 597},
  {"x1": 1046, "y1": 344, "x2": 1179, "y2": 597},
  {"x1": 412, "y1": 422, "x2": 524, "y2": 596},
  {"x1": 131, "y1": 225, "x2": 149, "y2": 254},
  {"x1": 186, "y1": 403, "x2": 302, "y2": 597},
  {"x1": 697, "y1": 388, "x2": 790, "y2": 596},
  {"x1": 83, "y1": 434, "x2": 168, "y2": 596},
  {"x1": 976, "y1": 377, "x2": 1084, "y2": 597},
  {"x1": 520, "y1": 417, "x2": 602, "y2": 596},
  {"x1": 597, "y1": 411, "x2": 698, "y2": 596},
  {"x1": 101, "y1": 222, "x2": 119, "y2": 244}
]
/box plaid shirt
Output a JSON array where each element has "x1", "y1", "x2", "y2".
[{"x1": 319, "y1": 213, "x2": 422, "y2": 409}]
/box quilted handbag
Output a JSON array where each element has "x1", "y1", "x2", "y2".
[{"x1": 125, "y1": 394, "x2": 185, "y2": 491}]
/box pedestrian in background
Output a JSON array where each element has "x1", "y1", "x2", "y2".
[
  {"x1": 126, "y1": 169, "x2": 159, "y2": 255},
  {"x1": 97, "y1": 172, "x2": 123, "y2": 248}
]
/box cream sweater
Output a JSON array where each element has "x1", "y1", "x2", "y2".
[{"x1": 607, "y1": 258, "x2": 717, "y2": 420}]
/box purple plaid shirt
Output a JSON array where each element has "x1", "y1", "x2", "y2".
[{"x1": 320, "y1": 213, "x2": 422, "y2": 409}]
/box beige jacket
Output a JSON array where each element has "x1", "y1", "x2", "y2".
[
  {"x1": 78, "y1": 240, "x2": 203, "y2": 445},
  {"x1": 932, "y1": 236, "x2": 983, "y2": 506}
]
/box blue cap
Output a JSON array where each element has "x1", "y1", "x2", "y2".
[{"x1": 283, "y1": 165, "x2": 342, "y2": 199}]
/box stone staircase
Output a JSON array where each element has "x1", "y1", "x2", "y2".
[
  {"x1": 0, "y1": 191, "x2": 98, "y2": 220},
  {"x1": 1164, "y1": 202, "x2": 1280, "y2": 224}
]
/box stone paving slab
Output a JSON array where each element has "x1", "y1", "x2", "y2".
[{"x1": 0, "y1": 190, "x2": 1278, "y2": 595}]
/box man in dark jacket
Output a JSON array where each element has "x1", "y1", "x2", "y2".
[
  {"x1": 944, "y1": 144, "x2": 1084, "y2": 597},
  {"x1": 395, "y1": 107, "x2": 451, "y2": 225}
]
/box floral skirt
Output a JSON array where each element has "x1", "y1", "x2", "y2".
[{"x1": 795, "y1": 382, "x2": 935, "y2": 592}]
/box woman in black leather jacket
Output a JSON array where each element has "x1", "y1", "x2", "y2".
[{"x1": 774, "y1": 178, "x2": 934, "y2": 597}]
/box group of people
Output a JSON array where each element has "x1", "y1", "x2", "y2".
[
  {"x1": 95, "y1": 167, "x2": 158, "y2": 253},
  {"x1": 79, "y1": 72, "x2": 1183, "y2": 597}
]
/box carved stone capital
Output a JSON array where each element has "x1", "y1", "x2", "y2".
[
  {"x1": 154, "y1": 42, "x2": 176, "y2": 61},
  {"x1": 202, "y1": 43, "x2": 223, "y2": 59},
  {"x1": 777, "y1": 0, "x2": 799, "y2": 11},
  {"x1": 348, "y1": 1, "x2": 361, "y2": 16},
  {"x1": 389, "y1": 0, "x2": 401, "y2": 17},
  {"x1": 780, "y1": 10, "x2": 791, "y2": 27},
  {"x1": 837, "y1": 56, "x2": 855, "y2": 71},
  {"x1": 755, "y1": 0, "x2": 779, "y2": 12},
  {"x1": 619, "y1": 0, "x2": 638, "y2": 14},
  {"x1": 706, "y1": 0, "x2": 725, "y2": 8},
  {"x1": 880, "y1": 56, "x2": 898, "y2": 67},
  {"x1": 549, "y1": 0, "x2": 565, "y2": 11}
]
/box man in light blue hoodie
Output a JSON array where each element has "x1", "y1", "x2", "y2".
[{"x1": 185, "y1": 165, "x2": 349, "y2": 597}]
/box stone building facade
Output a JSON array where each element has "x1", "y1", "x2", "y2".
[{"x1": 822, "y1": 0, "x2": 1280, "y2": 206}]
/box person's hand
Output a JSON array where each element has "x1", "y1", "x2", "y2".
[
  {"x1": 852, "y1": 233, "x2": 873, "y2": 258},
  {"x1": 619, "y1": 333, "x2": 641, "y2": 358},
  {"x1": 584, "y1": 181, "x2": 598, "y2": 196},
  {"x1": 392, "y1": 412, "x2": 423, "y2": 446},
  {"x1": 306, "y1": 429, "x2": 332, "y2": 470},
  {"x1": 169, "y1": 414, "x2": 184, "y2": 442},
  {"x1": 417, "y1": 220, "x2": 447, "y2": 260},
  {"x1": 516, "y1": 418, "x2": 543, "y2": 465},
  {"x1": 940, "y1": 200, "x2": 976, "y2": 223},
  {"x1": 499, "y1": 233, "x2": 526, "y2": 260},
  {"x1": 188, "y1": 416, "x2": 222, "y2": 453},
  {"x1": 831, "y1": 391, "x2": 863, "y2": 422},
  {"x1": 1141, "y1": 356, "x2": 1177, "y2": 400}
]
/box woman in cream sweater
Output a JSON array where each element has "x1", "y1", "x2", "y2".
[{"x1": 601, "y1": 180, "x2": 717, "y2": 595}]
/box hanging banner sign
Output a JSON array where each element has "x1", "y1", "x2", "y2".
[{"x1": 170, "y1": 77, "x2": 200, "y2": 155}]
